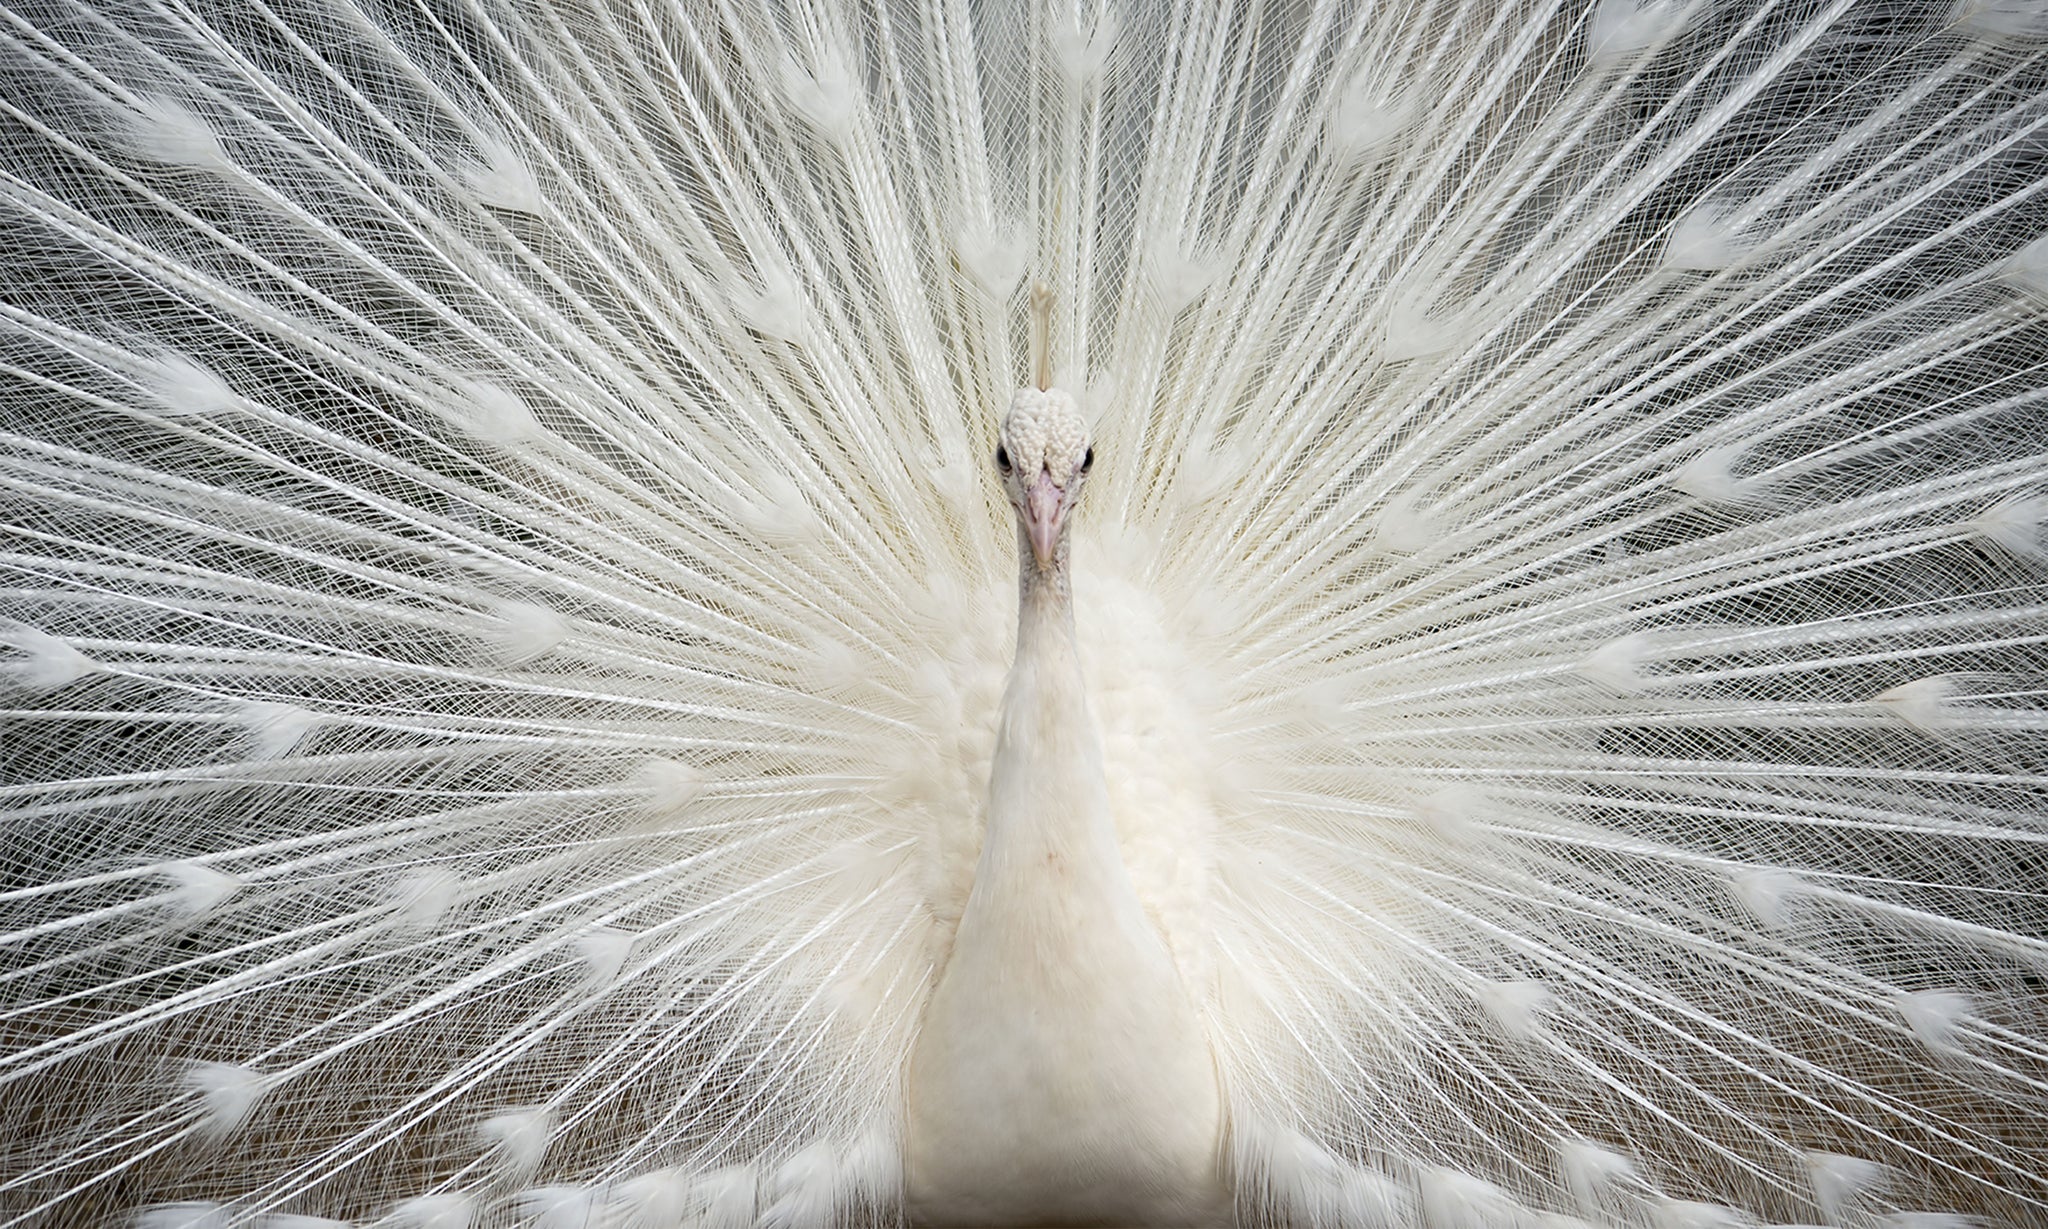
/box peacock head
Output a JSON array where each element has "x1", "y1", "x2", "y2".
[{"x1": 997, "y1": 386, "x2": 1094, "y2": 572}]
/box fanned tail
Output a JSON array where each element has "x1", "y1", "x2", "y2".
[{"x1": 1, "y1": 1, "x2": 2044, "y2": 1226}]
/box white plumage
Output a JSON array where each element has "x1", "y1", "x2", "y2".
[
  {"x1": 904, "y1": 385, "x2": 1223, "y2": 1226},
  {"x1": 1, "y1": 1, "x2": 2045, "y2": 1227}
]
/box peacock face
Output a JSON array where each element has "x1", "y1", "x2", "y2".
[{"x1": 998, "y1": 387, "x2": 1095, "y2": 569}]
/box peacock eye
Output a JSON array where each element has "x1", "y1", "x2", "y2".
[
  {"x1": 1081, "y1": 447, "x2": 1094, "y2": 472},
  {"x1": 995, "y1": 445, "x2": 1012, "y2": 473}
]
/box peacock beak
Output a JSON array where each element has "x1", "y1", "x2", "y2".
[{"x1": 1024, "y1": 470, "x2": 1067, "y2": 569}]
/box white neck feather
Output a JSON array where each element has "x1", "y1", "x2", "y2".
[
  {"x1": 902, "y1": 535, "x2": 1226, "y2": 1227},
  {"x1": 973, "y1": 574, "x2": 1131, "y2": 911}
]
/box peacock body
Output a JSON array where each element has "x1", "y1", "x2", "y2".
[{"x1": 2, "y1": 0, "x2": 2046, "y2": 1226}]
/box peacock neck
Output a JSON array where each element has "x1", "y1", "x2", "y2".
[
  {"x1": 902, "y1": 526, "x2": 1227, "y2": 1226},
  {"x1": 1012, "y1": 553, "x2": 1076, "y2": 679},
  {"x1": 977, "y1": 549, "x2": 1127, "y2": 897}
]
